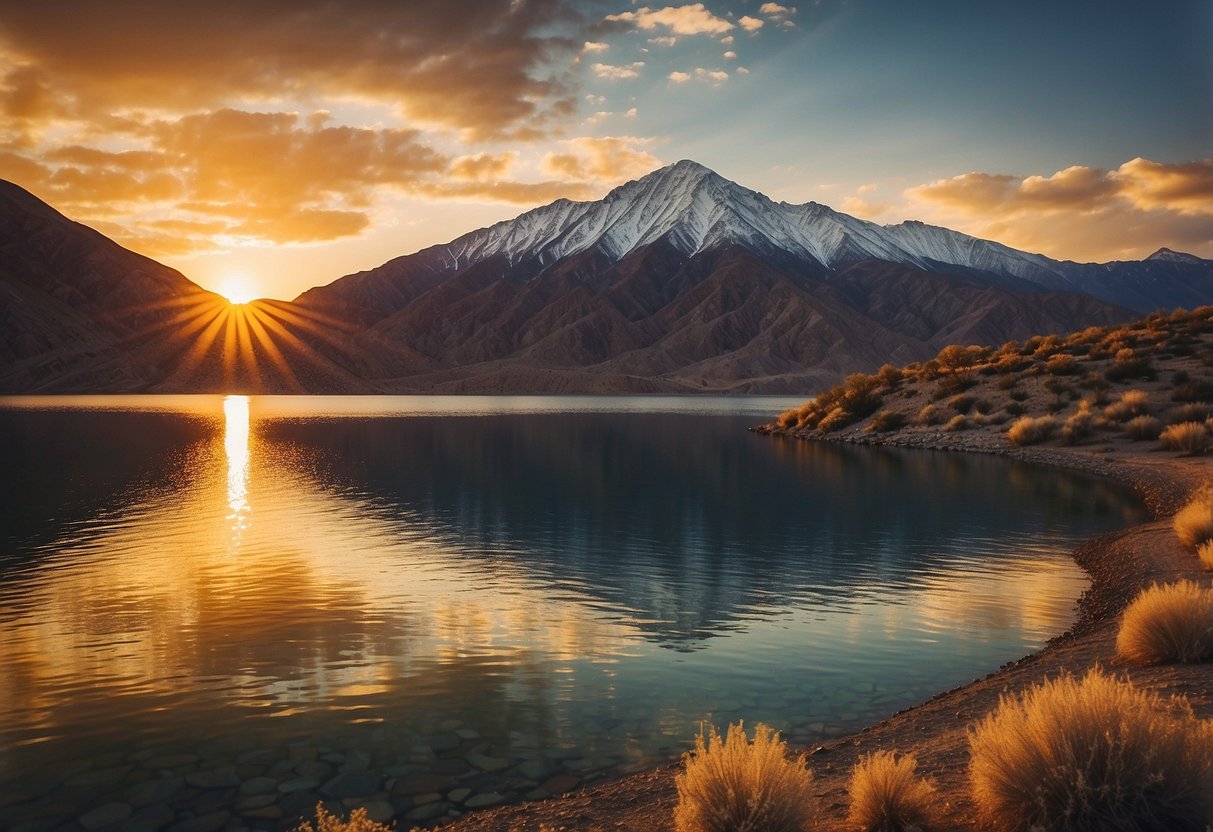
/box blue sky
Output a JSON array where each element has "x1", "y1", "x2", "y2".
[{"x1": 0, "y1": 0, "x2": 1209, "y2": 299}]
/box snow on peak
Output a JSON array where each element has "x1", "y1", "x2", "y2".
[
  {"x1": 428, "y1": 160, "x2": 1073, "y2": 283},
  {"x1": 1146, "y1": 247, "x2": 1205, "y2": 264}
]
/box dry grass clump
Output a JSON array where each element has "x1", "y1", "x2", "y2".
[
  {"x1": 674, "y1": 722, "x2": 818, "y2": 832},
  {"x1": 1122, "y1": 414, "x2": 1161, "y2": 441},
  {"x1": 1116, "y1": 581, "x2": 1213, "y2": 664},
  {"x1": 1007, "y1": 415, "x2": 1057, "y2": 446},
  {"x1": 1159, "y1": 420, "x2": 1211, "y2": 455},
  {"x1": 293, "y1": 804, "x2": 392, "y2": 832},
  {"x1": 847, "y1": 751, "x2": 939, "y2": 832},
  {"x1": 867, "y1": 410, "x2": 907, "y2": 433},
  {"x1": 781, "y1": 373, "x2": 884, "y2": 433},
  {"x1": 1170, "y1": 402, "x2": 1211, "y2": 423},
  {"x1": 943, "y1": 414, "x2": 968, "y2": 432},
  {"x1": 1103, "y1": 390, "x2": 1149, "y2": 423},
  {"x1": 1196, "y1": 540, "x2": 1213, "y2": 571},
  {"x1": 968, "y1": 668, "x2": 1213, "y2": 832},
  {"x1": 1060, "y1": 401, "x2": 1094, "y2": 445},
  {"x1": 1174, "y1": 486, "x2": 1213, "y2": 548},
  {"x1": 914, "y1": 404, "x2": 943, "y2": 427}
]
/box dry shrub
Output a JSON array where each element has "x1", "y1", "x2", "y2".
[
  {"x1": 674, "y1": 722, "x2": 818, "y2": 832},
  {"x1": 1103, "y1": 390, "x2": 1149, "y2": 423},
  {"x1": 867, "y1": 410, "x2": 907, "y2": 433},
  {"x1": 293, "y1": 804, "x2": 392, "y2": 832},
  {"x1": 1170, "y1": 403, "x2": 1211, "y2": 423},
  {"x1": 1116, "y1": 581, "x2": 1213, "y2": 665},
  {"x1": 1045, "y1": 354, "x2": 1078, "y2": 375},
  {"x1": 1198, "y1": 540, "x2": 1213, "y2": 571},
  {"x1": 847, "y1": 751, "x2": 939, "y2": 832},
  {"x1": 1174, "y1": 486, "x2": 1213, "y2": 548},
  {"x1": 943, "y1": 414, "x2": 968, "y2": 432},
  {"x1": 914, "y1": 404, "x2": 943, "y2": 427},
  {"x1": 1060, "y1": 402, "x2": 1094, "y2": 445},
  {"x1": 1123, "y1": 415, "x2": 1161, "y2": 441},
  {"x1": 1007, "y1": 415, "x2": 1057, "y2": 446},
  {"x1": 1159, "y1": 421, "x2": 1211, "y2": 455},
  {"x1": 968, "y1": 668, "x2": 1213, "y2": 832}
]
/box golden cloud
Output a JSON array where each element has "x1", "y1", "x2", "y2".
[
  {"x1": 906, "y1": 158, "x2": 1213, "y2": 261},
  {"x1": 0, "y1": 0, "x2": 585, "y2": 141},
  {"x1": 540, "y1": 136, "x2": 662, "y2": 183},
  {"x1": 605, "y1": 4, "x2": 734, "y2": 36}
]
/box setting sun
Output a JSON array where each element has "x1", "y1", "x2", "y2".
[{"x1": 215, "y1": 274, "x2": 257, "y2": 305}]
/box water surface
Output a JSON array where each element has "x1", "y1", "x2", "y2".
[{"x1": 0, "y1": 395, "x2": 1147, "y2": 828}]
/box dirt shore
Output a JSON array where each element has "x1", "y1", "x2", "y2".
[{"x1": 434, "y1": 431, "x2": 1213, "y2": 832}]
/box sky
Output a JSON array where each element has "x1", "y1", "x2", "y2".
[{"x1": 1, "y1": 0, "x2": 1210, "y2": 301}]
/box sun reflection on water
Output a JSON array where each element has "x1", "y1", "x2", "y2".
[{"x1": 223, "y1": 394, "x2": 250, "y2": 534}]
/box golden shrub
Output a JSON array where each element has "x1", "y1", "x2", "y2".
[
  {"x1": 847, "y1": 751, "x2": 940, "y2": 832},
  {"x1": 1173, "y1": 485, "x2": 1213, "y2": 548},
  {"x1": 293, "y1": 804, "x2": 392, "y2": 832},
  {"x1": 674, "y1": 722, "x2": 818, "y2": 832},
  {"x1": 1116, "y1": 581, "x2": 1213, "y2": 664},
  {"x1": 968, "y1": 669, "x2": 1213, "y2": 831}
]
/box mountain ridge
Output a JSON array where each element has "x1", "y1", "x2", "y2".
[{"x1": 2, "y1": 165, "x2": 1212, "y2": 394}]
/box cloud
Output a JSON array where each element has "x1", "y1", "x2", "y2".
[
  {"x1": 723, "y1": 50, "x2": 737, "y2": 59},
  {"x1": 449, "y1": 152, "x2": 520, "y2": 182},
  {"x1": 582, "y1": 41, "x2": 610, "y2": 52},
  {"x1": 738, "y1": 16, "x2": 765, "y2": 32},
  {"x1": 737, "y1": 66, "x2": 750, "y2": 75},
  {"x1": 905, "y1": 157, "x2": 1213, "y2": 261},
  {"x1": 592, "y1": 61, "x2": 645, "y2": 80},
  {"x1": 649, "y1": 36, "x2": 679, "y2": 47},
  {"x1": 760, "y1": 3, "x2": 795, "y2": 14},
  {"x1": 605, "y1": 4, "x2": 734, "y2": 36},
  {"x1": 540, "y1": 136, "x2": 661, "y2": 183},
  {"x1": 668, "y1": 68, "x2": 729, "y2": 85},
  {"x1": 0, "y1": 0, "x2": 588, "y2": 142}
]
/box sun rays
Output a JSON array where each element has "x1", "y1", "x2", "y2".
[{"x1": 109, "y1": 289, "x2": 375, "y2": 393}]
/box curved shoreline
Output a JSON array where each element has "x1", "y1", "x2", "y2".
[{"x1": 439, "y1": 434, "x2": 1212, "y2": 832}]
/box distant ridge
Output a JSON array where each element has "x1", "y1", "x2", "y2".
[{"x1": 3, "y1": 165, "x2": 1213, "y2": 394}]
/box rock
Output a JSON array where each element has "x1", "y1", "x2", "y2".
[
  {"x1": 404, "y1": 802, "x2": 448, "y2": 822},
  {"x1": 278, "y1": 777, "x2": 321, "y2": 794},
  {"x1": 167, "y1": 810, "x2": 230, "y2": 832},
  {"x1": 464, "y1": 792, "x2": 504, "y2": 809},
  {"x1": 361, "y1": 801, "x2": 395, "y2": 823},
  {"x1": 125, "y1": 802, "x2": 177, "y2": 832},
  {"x1": 78, "y1": 802, "x2": 132, "y2": 830},
  {"x1": 235, "y1": 750, "x2": 277, "y2": 767},
  {"x1": 185, "y1": 768, "x2": 240, "y2": 789},
  {"x1": 516, "y1": 759, "x2": 554, "y2": 781},
  {"x1": 446, "y1": 787, "x2": 472, "y2": 804},
  {"x1": 466, "y1": 754, "x2": 509, "y2": 773},
  {"x1": 144, "y1": 755, "x2": 199, "y2": 771},
  {"x1": 339, "y1": 751, "x2": 371, "y2": 772},
  {"x1": 293, "y1": 761, "x2": 333, "y2": 780},
  {"x1": 412, "y1": 792, "x2": 441, "y2": 806},
  {"x1": 540, "y1": 774, "x2": 580, "y2": 795},
  {"x1": 424, "y1": 734, "x2": 461, "y2": 753},
  {"x1": 239, "y1": 804, "x2": 283, "y2": 820},
  {"x1": 321, "y1": 771, "x2": 380, "y2": 798},
  {"x1": 68, "y1": 766, "x2": 132, "y2": 788},
  {"x1": 392, "y1": 773, "x2": 453, "y2": 796},
  {"x1": 127, "y1": 776, "x2": 185, "y2": 807},
  {"x1": 430, "y1": 758, "x2": 470, "y2": 777},
  {"x1": 239, "y1": 777, "x2": 278, "y2": 796},
  {"x1": 454, "y1": 729, "x2": 480, "y2": 740},
  {"x1": 235, "y1": 794, "x2": 278, "y2": 812}
]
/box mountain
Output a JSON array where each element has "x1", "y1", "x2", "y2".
[
  {"x1": 3, "y1": 163, "x2": 1212, "y2": 394},
  {"x1": 295, "y1": 160, "x2": 1212, "y2": 392},
  {"x1": 0, "y1": 180, "x2": 409, "y2": 393}
]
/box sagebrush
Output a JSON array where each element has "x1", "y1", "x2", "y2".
[
  {"x1": 674, "y1": 722, "x2": 818, "y2": 832},
  {"x1": 847, "y1": 751, "x2": 939, "y2": 832},
  {"x1": 293, "y1": 804, "x2": 391, "y2": 832},
  {"x1": 968, "y1": 668, "x2": 1213, "y2": 831},
  {"x1": 1116, "y1": 581, "x2": 1213, "y2": 664}
]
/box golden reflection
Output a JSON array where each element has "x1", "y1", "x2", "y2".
[{"x1": 223, "y1": 394, "x2": 250, "y2": 529}]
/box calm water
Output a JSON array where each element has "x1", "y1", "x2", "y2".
[{"x1": 0, "y1": 396, "x2": 1147, "y2": 829}]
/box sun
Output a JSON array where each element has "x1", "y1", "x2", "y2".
[{"x1": 215, "y1": 274, "x2": 258, "y2": 305}]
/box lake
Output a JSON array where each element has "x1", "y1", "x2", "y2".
[{"x1": 0, "y1": 395, "x2": 1147, "y2": 830}]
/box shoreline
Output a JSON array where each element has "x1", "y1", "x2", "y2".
[{"x1": 438, "y1": 432, "x2": 1211, "y2": 832}]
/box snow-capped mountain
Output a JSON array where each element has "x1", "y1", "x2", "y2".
[
  {"x1": 423, "y1": 159, "x2": 1063, "y2": 281},
  {"x1": 309, "y1": 160, "x2": 1209, "y2": 316}
]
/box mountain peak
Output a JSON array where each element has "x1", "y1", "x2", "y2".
[{"x1": 1147, "y1": 247, "x2": 1206, "y2": 264}]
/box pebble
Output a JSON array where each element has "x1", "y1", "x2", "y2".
[
  {"x1": 78, "y1": 802, "x2": 132, "y2": 830},
  {"x1": 404, "y1": 802, "x2": 448, "y2": 822},
  {"x1": 447, "y1": 787, "x2": 472, "y2": 804},
  {"x1": 167, "y1": 810, "x2": 230, "y2": 832},
  {"x1": 238, "y1": 777, "x2": 278, "y2": 796},
  {"x1": 464, "y1": 792, "x2": 504, "y2": 809},
  {"x1": 466, "y1": 754, "x2": 509, "y2": 773},
  {"x1": 185, "y1": 768, "x2": 240, "y2": 790},
  {"x1": 278, "y1": 777, "x2": 321, "y2": 794},
  {"x1": 127, "y1": 776, "x2": 185, "y2": 808},
  {"x1": 321, "y1": 771, "x2": 380, "y2": 798}
]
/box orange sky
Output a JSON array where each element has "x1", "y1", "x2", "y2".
[{"x1": 1, "y1": 1, "x2": 1210, "y2": 300}]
